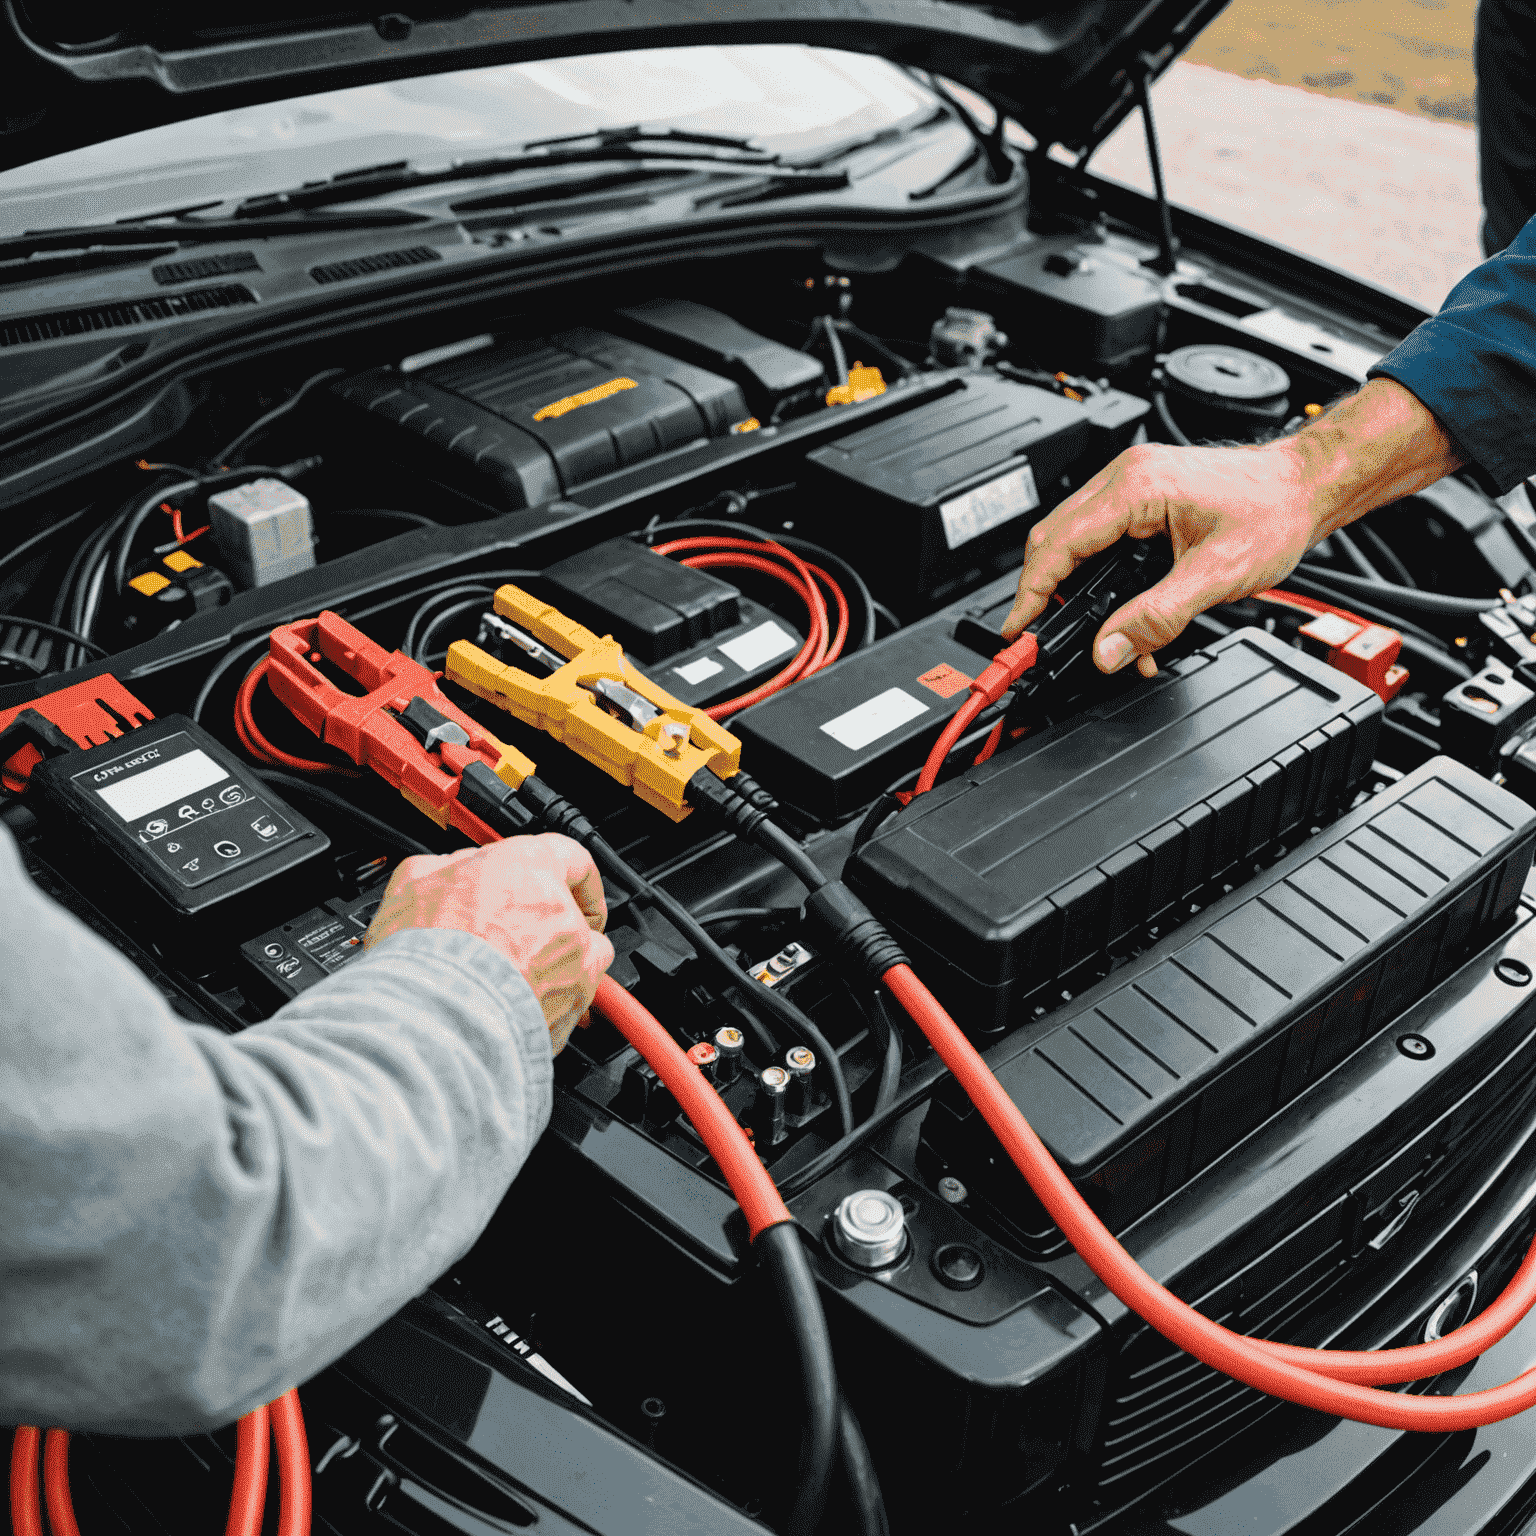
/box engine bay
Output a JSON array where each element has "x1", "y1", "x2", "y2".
[{"x1": 8, "y1": 234, "x2": 1536, "y2": 1534}]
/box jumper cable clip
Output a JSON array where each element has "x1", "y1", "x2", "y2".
[
  {"x1": 264, "y1": 610, "x2": 537, "y2": 844},
  {"x1": 445, "y1": 584, "x2": 742, "y2": 823}
]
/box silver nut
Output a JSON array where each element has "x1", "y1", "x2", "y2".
[
  {"x1": 832, "y1": 1189, "x2": 907, "y2": 1270},
  {"x1": 937, "y1": 1177, "x2": 968, "y2": 1204}
]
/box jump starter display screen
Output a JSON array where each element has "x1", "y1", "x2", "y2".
[
  {"x1": 32, "y1": 715, "x2": 328, "y2": 926},
  {"x1": 83, "y1": 732, "x2": 299, "y2": 886}
]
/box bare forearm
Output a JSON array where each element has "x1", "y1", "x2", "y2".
[{"x1": 1279, "y1": 377, "x2": 1464, "y2": 542}]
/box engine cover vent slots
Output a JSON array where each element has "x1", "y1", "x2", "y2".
[
  {"x1": 0, "y1": 284, "x2": 258, "y2": 348},
  {"x1": 151, "y1": 251, "x2": 261, "y2": 285},
  {"x1": 308, "y1": 246, "x2": 442, "y2": 284}
]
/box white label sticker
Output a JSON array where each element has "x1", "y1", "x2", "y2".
[
  {"x1": 820, "y1": 687, "x2": 929, "y2": 751},
  {"x1": 673, "y1": 656, "x2": 724, "y2": 686},
  {"x1": 718, "y1": 620, "x2": 798, "y2": 672},
  {"x1": 939, "y1": 462, "x2": 1040, "y2": 550}
]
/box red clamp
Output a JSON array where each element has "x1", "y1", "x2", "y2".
[
  {"x1": 265, "y1": 611, "x2": 538, "y2": 844},
  {"x1": 0, "y1": 676, "x2": 153, "y2": 792}
]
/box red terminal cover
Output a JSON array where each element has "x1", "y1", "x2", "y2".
[
  {"x1": 0, "y1": 676, "x2": 154, "y2": 792},
  {"x1": 1295, "y1": 609, "x2": 1408, "y2": 703},
  {"x1": 265, "y1": 611, "x2": 514, "y2": 844}
]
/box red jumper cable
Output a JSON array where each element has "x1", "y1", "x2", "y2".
[
  {"x1": 651, "y1": 535, "x2": 849, "y2": 718},
  {"x1": 9, "y1": 1392, "x2": 304, "y2": 1536},
  {"x1": 881, "y1": 961, "x2": 1536, "y2": 1430}
]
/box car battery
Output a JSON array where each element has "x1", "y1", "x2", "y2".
[
  {"x1": 241, "y1": 888, "x2": 384, "y2": 1005},
  {"x1": 731, "y1": 601, "x2": 1007, "y2": 822},
  {"x1": 803, "y1": 374, "x2": 1091, "y2": 607},
  {"x1": 848, "y1": 628, "x2": 1383, "y2": 1032},
  {"x1": 966, "y1": 237, "x2": 1166, "y2": 372},
  {"x1": 537, "y1": 536, "x2": 803, "y2": 711},
  {"x1": 29, "y1": 714, "x2": 330, "y2": 942}
]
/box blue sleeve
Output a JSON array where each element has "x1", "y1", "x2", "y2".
[{"x1": 1370, "y1": 214, "x2": 1536, "y2": 495}]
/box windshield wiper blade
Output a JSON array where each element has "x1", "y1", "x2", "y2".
[
  {"x1": 230, "y1": 141, "x2": 784, "y2": 217},
  {"x1": 2, "y1": 207, "x2": 433, "y2": 262},
  {"x1": 521, "y1": 124, "x2": 765, "y2": 153}
]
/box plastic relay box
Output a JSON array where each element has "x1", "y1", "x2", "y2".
[
  {"x1": 966, "y1": 237, "x2": 1166, "y2": 372},
  {"x1": 848, "y1": 627, "x2": 1383, "y2": 1032},
  {"x1": 803, "y1": 374, "x2": 1091, "y2": 607}
]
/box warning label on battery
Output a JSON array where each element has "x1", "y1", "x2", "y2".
[{"x1": 938, "y1": 462, "x2": 1039, "y2": 550}]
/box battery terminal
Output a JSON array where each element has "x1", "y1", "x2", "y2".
[{"x1": 750, "y1": 940, "x2": 814, "y2": 989}]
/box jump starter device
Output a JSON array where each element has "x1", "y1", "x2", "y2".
[{"x1": 30, "y1": 714, "x2": 330, "y2": 941}]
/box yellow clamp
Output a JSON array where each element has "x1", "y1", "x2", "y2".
[{"x1": 445, "y1": 585, "x2": 742, "y2": 823}]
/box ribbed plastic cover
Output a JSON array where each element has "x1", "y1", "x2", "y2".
[
  {"x1": 851, "y1": 628, "x2": 1383, "y2": 1019},
  {"x1": 925, "y1": 755, "x2": 1536, "y2": 1232}
]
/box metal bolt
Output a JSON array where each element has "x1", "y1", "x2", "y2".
[{"x1": 937, "y1": 1177, "x2": 968, "y2": 1204}]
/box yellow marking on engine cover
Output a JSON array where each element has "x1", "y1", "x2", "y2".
[
  {"x1": 129, "y1": 570, "x2": 171, "y2": 597},
  {"x1": 532, "y1": 376, "x2": 639, "y2": 421}
]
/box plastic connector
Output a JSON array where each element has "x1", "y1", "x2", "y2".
[
  {"x1": 458, "y1": 761, "x2": 538, "y2": 837},
  {"x1": 726, "y1": 769, "x2": 780, "y2": 815},
  {"x1": 972, "y1": 633, "x2": 1039, "y2": 705},
  {"x1": 686, "y1": 767, "x2": 771, "y2": 838},
  {"x1": 803, "y1": 881, "x2": 908, "y2": 990},
  {"x1": 517, "y1": 775, "x2": 600, "y2": 845}
]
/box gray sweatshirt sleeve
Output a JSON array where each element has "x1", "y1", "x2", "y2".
[{"x1": 0, "y1": 825, "x2": 554, "y2": 1435}]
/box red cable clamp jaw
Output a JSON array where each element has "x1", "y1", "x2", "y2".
[{"x1": 265, "y1": 610, "x2": 537, "y2": 845}]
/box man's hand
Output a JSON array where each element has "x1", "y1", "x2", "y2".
[
  {"x1": 1001, "y1": 378, "x2": 1464, "y2": 673},
  {"x1": 365, "y1": 834, "x2": 614, "y2": 1054}
]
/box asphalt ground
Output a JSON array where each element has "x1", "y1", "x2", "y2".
[{"x1": 1091, "y1": 0, "x2": 1483, "y2": 310}]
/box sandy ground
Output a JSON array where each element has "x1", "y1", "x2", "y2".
[{"x1": 1091, "y1": 0, "x2": 1484, "y2": 310}]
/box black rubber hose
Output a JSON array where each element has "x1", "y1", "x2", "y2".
[
  {"x1": 1352, "y1": 520, "x2": 1419, "y2": 588},
  {"x1": 776, "y1": 1055, "x2": 951, "y2": 1201},
  {"x1": 1329, "y1": 528, "x2": 1384, "y2": 582},
  {"x1": 1151, "y1": 390, "x2": 1193, "y2": 446},
  {"x1": 867, "y1": 992, "x2": 903, "y2": 1114},
  {"x1": 838, "y1": 1396, "x2": 891, "y2": 1536},
  {"x1": 586, "y1": 834, "x2": 855, "y2": 1136},
  {"x1": 1295, "y1": 562, "x2": 1500, "y2": 615},
  {"x1": 0, "y1": 616, "x2": 107, "y2": 660},
  {"x1": 210, "y1": 367, "x2": 345, "y2": 468},
  {"x1": 328, "y1": 508, "x2": 440, "y2": 529},
  {"x1": 753, "y1": 817, "x2": 829, "y2": 893},
  {"x1": 755, "y1": 1223, "x2": 839, "y2": 1536}
]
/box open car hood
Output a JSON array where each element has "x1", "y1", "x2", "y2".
[{"x1": 2, "y1": 0, "x2": 1230, "y2": 176}]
